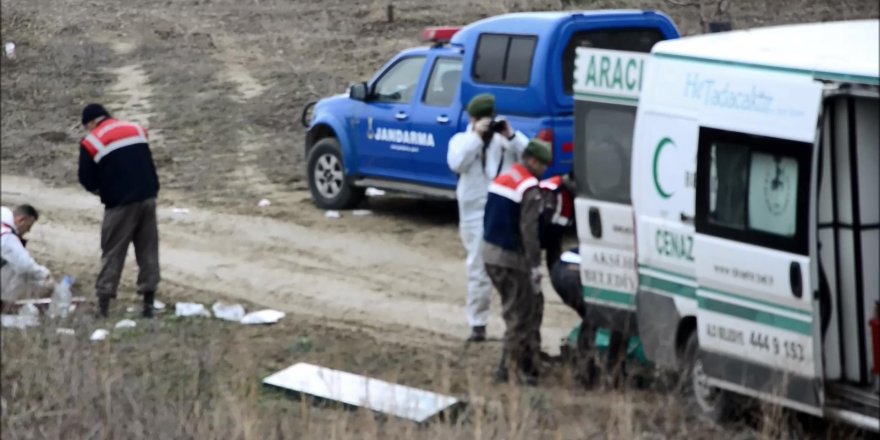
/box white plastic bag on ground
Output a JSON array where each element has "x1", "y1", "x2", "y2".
[
  {"x1": 90, "y1": 329, "x2": 109, "y2": 341},
  {"x1": 325, "y1": 210, "x2": 341, "y2": 219},
  {"x1": 1, "y1": 314, "x2": 39, "y2": 329},
  {"x1": 365, "y1": 187, "x2": 385, "y2": 197},
  {"x1": 352, "y1": 210, "x2": 372, "y2": 216},
  {"x1": 154, "y1": 300, "x2": 166, "y2": 310},
  {"x1": 240, "y1": 309, "x2": 285, "y2": 325},
  {"x1": 115, "y1": 319, "x2": 137, "y2": 329},
  {"x1": 175, "y1": 302, "x2": 211, "y2": 318},
  {"x1": 18, "y1": 302, "x2": 39, "y2": 318},
  {"x1": 212, "y1": 302, "x2": 246, "y2": 322},
  {"x1": 258, "y1": 199, "x2": 271, "y2": 208}
]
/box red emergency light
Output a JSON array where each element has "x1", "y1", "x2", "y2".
[{"x1": 421, "y1": 27, "x2": 461, "y2": 44}]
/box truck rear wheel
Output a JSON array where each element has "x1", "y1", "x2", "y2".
[
  {"x1": 306, "y1": 138, "x2": 364, "y2": 209},
  {"x1": 681, "y1": 331, "x2": 737, "y2": 423}
]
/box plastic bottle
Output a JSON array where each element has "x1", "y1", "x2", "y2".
[{"x1": 48, "y1": 275, "x2": 74, "y2": 319}]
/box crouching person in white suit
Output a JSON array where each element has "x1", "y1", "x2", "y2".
[
  {"x1": 1, "y1": 204, "x2": 53, "y2": 310},
  {"x1": 447, "y1": 93, "x2": 528, "y2": 342}
]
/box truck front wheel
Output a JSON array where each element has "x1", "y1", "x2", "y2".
[{"x1": 306, "y1": 138, "x2": 364, "y2": 209}]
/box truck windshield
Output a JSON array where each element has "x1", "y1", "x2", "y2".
[{"x1": 562, "y1": 29, "x2": 663, "y2": 95}]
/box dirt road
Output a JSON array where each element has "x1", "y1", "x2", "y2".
[{"x1": 1, "y1": 175, "x2": 580, "y2": 352}]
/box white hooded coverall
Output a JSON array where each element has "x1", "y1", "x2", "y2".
[
  {"x1": 447, "y1": 124, "x2": 528, "y2": 327},
  {"x1": 1, "y1": 206, "x2": 51, "y2": 302}
]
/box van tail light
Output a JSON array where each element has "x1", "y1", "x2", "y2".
[
  {"x1": 537, "y1": 128, "x2": 554, "y2": 144},
  {"x1": 536, "y1": 128, "x2": 555, "y2": 165}
]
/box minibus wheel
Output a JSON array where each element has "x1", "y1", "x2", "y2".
[{"x1": 682, "y1": 331, "x2": 735, "y2": 423}]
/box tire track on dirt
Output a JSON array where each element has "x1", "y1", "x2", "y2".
[
  {"x1": 102, "y1": 40, "x2": 165, "y2": 145},
  {"x1": 210, "y1": 35, "x2": 306, "y2": 208},
  {"x1": 2, "y1": 175, "x2": 578, "y2": 352}
]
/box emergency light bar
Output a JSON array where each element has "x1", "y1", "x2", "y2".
[{"x1": 421, "y1": 26, "x2": 461, "y2": 44}]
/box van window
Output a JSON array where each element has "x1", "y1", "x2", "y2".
[
  {"x1": 373, "y1": 56, "x2": 426, "y2": 103},
  {"x1": 697, "y1": 127, "x2": 811, "y2": 255},
  {"x1": 563, "y1": 28, "x2": 664, "y2": 95},
  {"x1": 423, "y1": 58, "x2": 462, "y2": 107},
  {"x1": 573, "y1": 100, "x2": 635, "y2": 204},
  {"x1": 473, "y1": 34, "x2": 537, "y2": 86}
]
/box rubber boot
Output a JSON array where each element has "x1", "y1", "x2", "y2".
[
  {"x1": 142, "y1": 291, "x2": 155, "y2": 318},
  {"x1": 468, "y1": 325, "x2": 487, "y2": 343},
  {"x1": 516, "y1": 356, "x2": 539, "y2": 387},
  {"x1": 98, "y1": 297, "x2": 110, "y2": 318}
]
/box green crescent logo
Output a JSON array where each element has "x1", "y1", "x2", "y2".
[{"x1": 653, "y1": 137, "x2": 675, "y2": 199}]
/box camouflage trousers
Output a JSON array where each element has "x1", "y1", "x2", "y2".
[{"x1": 485, "y1": 264, "x2": 544, "y2": 376}]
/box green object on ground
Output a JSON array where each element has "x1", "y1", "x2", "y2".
[{"x1": 565, "y1": 324, "x2": 650, "y2": 365}]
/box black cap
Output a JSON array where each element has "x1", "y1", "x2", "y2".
[{"x1": 81, "y1": 103, "x2": 110, "y2": 126}]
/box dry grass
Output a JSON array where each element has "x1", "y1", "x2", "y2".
[
  {"x1": 0, "y1": 307, "x2": 724, "y2": 439},
  {"x1": 3, "y1": 283, "x2": 853, "y2": 440}
]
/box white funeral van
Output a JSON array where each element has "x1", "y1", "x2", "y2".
[{"x1": 631, "y1": 20, "x2": 879, "y2": 431}]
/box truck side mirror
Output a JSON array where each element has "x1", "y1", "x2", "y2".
[{"x1": 349, "y1": 82, "x2": 369, "y2": 101}]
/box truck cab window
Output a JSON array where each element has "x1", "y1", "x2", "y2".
[
  {"x1": 423, "y1": 58, "x2": 462, "y2": 107},
  {"x1": 473, "y1": 34, "x2": 537, "y2": 86},
  {"x1": 563, "y1": 29, "x2": 663, "y2": 95},
  {"x1": 373, "y1": 57, "x2": 426, "y2": 103}
]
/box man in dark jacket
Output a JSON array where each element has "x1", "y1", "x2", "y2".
[
  {"x1": 481, "y1": 138, "x2": 552, "y2": 385},
  {"x1": 78, "y1": 103, "x2": 160, "y2": 318}
]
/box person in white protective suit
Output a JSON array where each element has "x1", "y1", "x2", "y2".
[
  {"x1": 447, "y1": 93, "x2": 529, "y2": 342},
  {"x1": 1, "y1": 204, "x2": 53, "y2": 309}
]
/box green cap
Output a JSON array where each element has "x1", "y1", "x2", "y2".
[
  {"x1": 466, "y1": 93, "x2": 495, "y2": 119},
  {"x1": 524, "y1": 138, "x2": 552, "y2": 164}
]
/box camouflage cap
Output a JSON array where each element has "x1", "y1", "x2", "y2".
[
  {"x1": 524, "y1": 138, "x2": 552, "y2": 164},
  {"x1": 466, "y1": 93, "x2": 495, "y2": 119}
]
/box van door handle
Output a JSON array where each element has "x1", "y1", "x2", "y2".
[
  {"x1": 436, "y1": 115, "x2": 450, "y2": 124},
  {"x1": 588, "y1": 207, "x2": 602, "y2": 239},
  {"x1": 790, "y1": 262, "x2": 803, "y2": 298},
  {"x1": 395, "y1": 112, "x2": 408, "y2": 121},
  {"x1": 680, "y1": 213, "x2": 695, "y2": 225}
]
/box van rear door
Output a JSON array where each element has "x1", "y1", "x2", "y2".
[
  {"x1": 686, "y1": 63, "x2": 825, "y2": 414},
  {"x1": 572, "y1": 48, "x2": 650, "y2": 317}
]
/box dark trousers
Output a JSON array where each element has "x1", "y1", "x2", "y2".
[
  {"x1": 549, "y1": 259, "x2": 587, "y2": 317},
  {"x1": 96, "y1": 198, "x2": 160, "y2": 299},
  {"x1": 542, "y1": 225, "x2": 564, "y2": 273},
  {"x1": 485, "y1": 264, "x2": 544, "y2": 376}
]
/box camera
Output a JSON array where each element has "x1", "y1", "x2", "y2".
[{"x1": 489, "y1": 118, "x2": 508, "y2": 133}]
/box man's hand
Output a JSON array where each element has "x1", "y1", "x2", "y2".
[
  {"x1": 500, "y1": 119, "x2": 514, "y2": 139},
  {"x1": 530, "y1": 267, "x2": 542, "y2": 294},
  {"x1": 473, "y1": 117, "x2": 492, "y2": 136},
  {"x1": 35, "y1": 267, "x2": 54, "y2": 292}
]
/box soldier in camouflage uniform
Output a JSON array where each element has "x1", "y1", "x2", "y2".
[{"x1": 481, "y1": 139, "x2": 552, "y2": 385}]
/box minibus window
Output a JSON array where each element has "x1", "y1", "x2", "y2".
[
  {"x1": 709, "y1": 142, "x2": 749, "y2": 230},
  {"x1": 696, "y1": 127, "x2": 811, "y2": 256},
  {"x1": 748, "y1": 152, "x2": 799, "y2": 237},
  {"x1": 578, "y1": 103, "x2": 636, "y2": 204}
]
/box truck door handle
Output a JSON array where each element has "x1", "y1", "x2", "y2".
[
  {"x1": 790, "y1": 262, "x2": 803, "y2": 298},
  {"x1": 588, "y1": 207, "x2": 602, "y2": 239},
  {"x1": 436, "y1": 115, "x2": 450, "y2": 124},
  {"x1": 395, "y1": 112, "x2": 408, "y2": 121}
]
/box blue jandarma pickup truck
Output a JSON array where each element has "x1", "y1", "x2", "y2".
[{"x1": 302, "y1": 10, "x2": 679, "y2": 209}]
